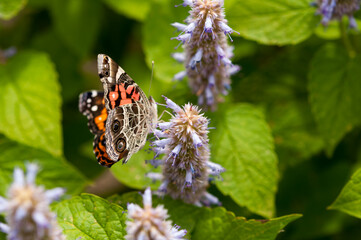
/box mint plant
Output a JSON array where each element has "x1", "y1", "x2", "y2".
[{"x1": 0, "y1": 0, "x2": 361, "y2": 239}]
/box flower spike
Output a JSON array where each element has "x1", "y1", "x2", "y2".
[
  {"x1": 171, "y1": 0, "x2": 240, "y2": 110},
  {"x1": 149, "y1": 97, "x2": 224, "y2": 205}
]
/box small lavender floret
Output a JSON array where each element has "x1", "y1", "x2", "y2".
[
  {"x1": 171, "y1": 144, "x2": 182, "y2": 157},
  {"x1": 171, "y1": 33, "x2": 191, "y2": 44},
  {"x1": 185, "y1": 22, "x2": 196, "y2": 33},
  {"x1": 172, "y1": 52, "x2": 186, "y2": 63},
  {"x1": 163, "y1": 95, "x2": 183, "y2": 113},
  {"x1": 173, "y1": 70, "x2": 187, "y2": 81},
  {"x1": 157, "y1": 122, "x2": 172, "y2": 131},
  {"x1": 154, "y1": 138, "x2": 173, "y2": 148},
  {"x1": 204, "y1": 16, "x2": 213, "y2": 33},
  {"x1": 229, "y1": 65, "x2": 241, "y2": 76}
]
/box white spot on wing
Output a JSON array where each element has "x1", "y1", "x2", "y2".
[
  {"x1": 87, "y1": 98, "x2": 92, "y2": 103},
  {"x1": 91, "y1": 91, "x2": 97, "y2": 97},
  {"x1": 91, "y1": 105, "x2": 98, "y2": 112}
]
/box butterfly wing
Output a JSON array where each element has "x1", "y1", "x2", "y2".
[
  {"x1": 78, "y1": 90, "x2": 115, "y2": 167},
  {"x1": 97, "y1": 54, "x2": 156, "y2": 164},
  {"x1": 78, "y1": 91, "x2": 107, "y2": 135}
]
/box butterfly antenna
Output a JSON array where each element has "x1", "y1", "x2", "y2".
[{"x1": 148, "y1": 60, "x2": 154, "y2": 96}]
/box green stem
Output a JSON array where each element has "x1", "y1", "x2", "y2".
[{"x1": 339, "y1": 21, "x2": 356, "y2": 58}]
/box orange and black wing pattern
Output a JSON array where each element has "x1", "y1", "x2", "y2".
[{"x1": 78, "y1": 91, "x2": 115, "y2": 167}]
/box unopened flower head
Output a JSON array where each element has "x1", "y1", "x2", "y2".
[
  {"x1": 0, "y1": 163, "x2": 65, "y2": 240},
  {"x1": 150, "y1": 96, "x2": 224, "y2": 205},
  {"x1": 125, "y1": 188, "x2": 187, "y2": 240},
  {"x1": 314, "y1": 0, "x2": 361, "y2": 28},
  {"x1": 172, "y1": 0, "x2": 240, "y2": 111}
]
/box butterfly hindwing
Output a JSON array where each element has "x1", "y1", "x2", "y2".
[{"x1": 78, "y1": 91, "x2": 107, "y2": 135}]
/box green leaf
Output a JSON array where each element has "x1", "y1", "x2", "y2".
[
  {"x1": 110, "y1": 142, "x2": 160, "y2": 190},
  {"x1": 269, "y1": 100, "x2": 324, "y2": 167},
  {"x1": 0, "y1": 0, "x2": 27, "y2": 20},
  {"x1": 226, "y1": 0, "x2": 319, "y2": 45},
  {"x1": 103, "y1": 0, "x2": 150, "y2": 21},
  {"x1": 193, "y1": 208, "x2": 301, "y2": 240},
  {"x1": 232, "y1": 46, "x2": 325, "y2": 167},
  {"x1": 142, "y1": 1, "x2": 188, "y2": 82},
  {"x1": 0, "y1": 50, "x2": 62, "y2": 157},
  {"x1": 329, "y1": 168, "x2": 361, "y2": 219},
  {"x1": 212, "y1": 104, "x2": 279, "y2": 218},
  {"x1": 50, "y1": 0, "x2": 102, "y2": 57},
  {"x1": 31, "y1": 30, "x2": 84, "y2": 102},
  {"x1": 308, "y1": 44, "x2": 361, "y2": 156},
  {"x1": 0, "y1": 136, "x2": 86, "y2": 196},
  {"x1": 53, "y1": 194, "x2": 126, "y2": 240}
]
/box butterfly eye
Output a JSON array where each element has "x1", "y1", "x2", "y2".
[
  {"x1": 116, "y1": 138, "x2": 126, "y2": 153},
  {"x1": 112, "y1": 120, "x2": 120, "y2": 133}
]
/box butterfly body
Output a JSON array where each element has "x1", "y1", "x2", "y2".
[{"x1": 79, "y1": 54, "x2": 157, "y2": 167}]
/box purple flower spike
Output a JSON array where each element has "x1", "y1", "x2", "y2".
[
  {"x1": 148, "y1": 97, "x2": 225, "y2": 205},
  {"x1": 171, "y1": 0, "x2": 240, "y2": 110}
]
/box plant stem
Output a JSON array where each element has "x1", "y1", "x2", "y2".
[{"x1": 339, "y1": 21, "x2": 356, "y2": 58}]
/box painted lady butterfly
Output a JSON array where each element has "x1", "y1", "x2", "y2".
[{"x1": 79, "y1": 54, "x2": 157, "y2": 167}]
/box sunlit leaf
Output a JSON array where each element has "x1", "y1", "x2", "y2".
[
  {"x1": 330, "y1": 168, "x2": 361, "y2": 219},
  {"x1": 212, "y1": 104, "x2": 279, "y2": 218},
  {"x1": 103, "y1": 0, "x2": 150, "y2": 21},
  {"x1": 53, "y1": 194, "x2": 126, "y2": 239},
  {"x1": 0, "y1": 50, "x2": 62, "y2": 156},
  {"x1": 193, "y1": 208, "x2": 301, "y2": 240},
  {"x1": 0, "y1": 0, "x2": 27, "y2": 20},
  {"x1": 226, "y1": 0, "x2": 319, "y2": 45}
]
